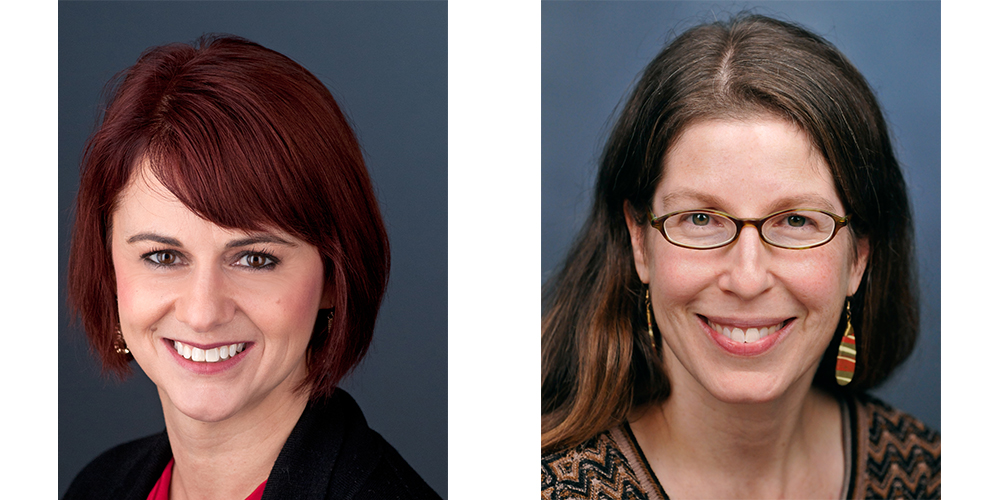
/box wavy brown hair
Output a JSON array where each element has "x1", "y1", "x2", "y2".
[{"x1": 542, "y1": 15, "x2": 917, "y2": 454}]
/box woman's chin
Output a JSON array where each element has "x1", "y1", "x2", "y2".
[
  {"x1": 697, "y1": 371, "x2": 791, "y2": 405},
  {"x1": 157, "y1": 387, "x2": 248, "y2": 424},
  {"x1": 177, "y1": 404, "x2": 241, "y2": 423}
]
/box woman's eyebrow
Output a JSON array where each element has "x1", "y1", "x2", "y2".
[
  {"x1": 659, "y1": 190, "x2": 838, "y2": 213},
  {"x1": 226, "y1": 234, "x2": 296, "y2": 248},
  {"x1": 659, "y1": 190, "x2": 725, "y2": 210},
  {"x1": 127, "y1": 233, "x2": 181, "y2": 246},
  {"x1": 125, "y1": 233, "x2": 296, "y2": 248},
  {"x1": 764, "y1": 194, "x2": 837, "y2": 213}
]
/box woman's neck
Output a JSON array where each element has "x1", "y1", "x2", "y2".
[
  {"x1": 160, "y1": 381, "x2": 310, "y2": 500},
  {"x1": 629, "y1": 372, "x2": 844, "y2": 499}
]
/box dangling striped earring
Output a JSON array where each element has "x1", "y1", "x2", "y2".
[
  {"x1": 645, "y1": 289, "x2": 656, "y2": 350},
  {"x1": 835, "y1": 301, "x2": 856, "y2": 386}
]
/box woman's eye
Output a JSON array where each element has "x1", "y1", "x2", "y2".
[
  {"x1": 237, "y1": 253, "x2": 277, "y2": 269},
  {"x1": 145, "y1": 251, "x2": 179, "y2": 266},
  {"x1": 782, "y1": 214, "x2": 818, "y2": 228},
  {"x1": 688, "y1": 213, "x2": 713, "y2": 226},
  {"x1": 786, "y1": 215, "x2": 807, "y2": 227}
]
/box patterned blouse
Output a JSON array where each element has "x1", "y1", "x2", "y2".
[{"x1": 542, "y1": 394, "x2": 940, "y2": 499}]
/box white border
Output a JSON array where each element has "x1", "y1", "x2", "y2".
[
  {"x1": 3, "y1": 0, "x2": 58, "y2": 495},
  {"x1": 941, "y1": 0, "x2": 991, "y2": 495},
  {"x1": 448, "y1": 0, "x2": 540, "y2": 497}
]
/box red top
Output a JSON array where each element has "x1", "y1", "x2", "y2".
[{"x1": 147, "y1": 459, "x2": 267, "y2": 500}]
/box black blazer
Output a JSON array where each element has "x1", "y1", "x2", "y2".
[{"x1": 63, "y1": 389, "x2": 441, "y2": 499}]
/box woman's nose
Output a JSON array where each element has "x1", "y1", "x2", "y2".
[
  {"x1": 174, "y1": 265, "x2": 236, "y2": 332},
  {"x1": 717, "y1": 224, "x2": 773, "y2": 299}
]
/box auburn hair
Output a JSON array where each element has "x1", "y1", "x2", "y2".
[
  {"x1": 542, "y1": 15, "x2": 917, "y2": 453},
  {"x1": 67, "y1": 34, "x2": 389, "y2": 401}
]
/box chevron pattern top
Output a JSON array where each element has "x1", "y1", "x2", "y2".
[{"x1": 542, "y1": 394, "x2": 940, "y2": 499}]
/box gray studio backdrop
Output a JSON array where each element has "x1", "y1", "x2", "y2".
[
  {"x1": 542, "y1": 1, "x2": 941, "y2": 430},
  {"x1": 58, "y1": 2, "x2": 447, "y2": 497}
]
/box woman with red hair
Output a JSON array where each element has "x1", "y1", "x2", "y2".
[{"x1": 63, "y1": 35, "x2": 438, "y2": 500}]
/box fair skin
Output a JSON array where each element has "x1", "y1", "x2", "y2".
[
  {"x1": 110, "y1": 166, "x2": 331, "y2": 500},
  {"x1": 625, "y1": 117, "x2": 869, "y2": 499}
]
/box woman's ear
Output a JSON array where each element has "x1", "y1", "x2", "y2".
[
  {"x1": 624, "y1": 201, "x2": 651, "y2": 284},
  {"x1": 321, "y1": 282, "x2": 336, "y2": 311},
  {"x1": 848, "y1": 236, "x2": 870, "y2": 296}
]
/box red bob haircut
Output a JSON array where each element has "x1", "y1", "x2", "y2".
[{"x1": 67, "y1": 34, "x2": 389, "y2": 401}]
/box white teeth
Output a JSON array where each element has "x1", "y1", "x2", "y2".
[
  {"x1": 173, "y1": 341, "x2": 245, "y2": 363},
  {"x1": 174, "y1": 341, "x2": 193, "y2": 359},
  {"x1": 709, "y1": 320, "x2": 783, "y2": 343},
  {"x1": 731, "y1": 327, "x2": 746, "y2": 343}
]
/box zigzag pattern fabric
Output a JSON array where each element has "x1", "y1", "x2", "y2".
[
  {"x1": 542, "y1": 395, "x2": 940, "y2": 499},
  {"x1": 542, "y1": 433, "x2": 649, "y2": 500},
  {"x1": 857, "y1": 396, "x2": 941, "y2": 499}
]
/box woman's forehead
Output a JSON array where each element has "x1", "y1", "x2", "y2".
[{"x1": 656, "y1": 118, "x2": 841, "y2": 215}]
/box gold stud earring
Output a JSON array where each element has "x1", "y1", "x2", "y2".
[{"x1": 835, "y1": 301, "x2": 856, "y2": 386}]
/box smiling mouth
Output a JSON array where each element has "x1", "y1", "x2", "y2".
[
  {"x1": 173, "y1": 340, "x2": 246, "y2": 363},
  {"x1": 703, "y1": 318, "x2": 791, "y2": 343}
]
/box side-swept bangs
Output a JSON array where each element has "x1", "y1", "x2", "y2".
[{"x1": 68, "y1": 35, "x2": 389, "y2": 400}]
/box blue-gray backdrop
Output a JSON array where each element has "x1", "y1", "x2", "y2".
[
  {"x1": 542, "y1": 1, "x2": 940, "y2": 430},
  {"x1": 58, "y1": 2, "x2": 447, "y2": 497}
]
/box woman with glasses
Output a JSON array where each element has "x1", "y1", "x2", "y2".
[{"x1": 541, "y1": 14, "x2": 940, "y2": 499}]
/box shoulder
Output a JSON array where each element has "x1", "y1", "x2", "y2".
[
  {"x1": 62, "y1": 431, "x2": 171, "y2": 500},
  {"x1": 342, "y1": 430, "x2": 441, "y2": 500},
  {"x1": 266, "y1": 389, "x2": 440, "y2": 500},
  {"x1": 850, "y1": 393, "x2": 941, "y2": 499},
  {"x1": 542, "y1": 430, "x2": 650, "y2": 500}
]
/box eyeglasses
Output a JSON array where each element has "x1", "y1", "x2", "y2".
[{"x1": 648, "y1": 208, "x2": 851, "y2": 250}]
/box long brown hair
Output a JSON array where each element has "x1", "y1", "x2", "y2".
[{"x1": 542, "y1": 15, "x2": 917, "y2": 453}]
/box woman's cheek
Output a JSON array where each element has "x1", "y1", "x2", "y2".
[
  {"x1": 655, "y1": 251, "x2": 717, "y2": 293},
  {"x1": 113, "y1": 264, "x2": 163, "y2": 329},
  {"x1": 775, "y1": 260, "x2": 847, "y2": 322},
  {"x1": 112, "y1": 264, "x2": 136, "y2": 316}
]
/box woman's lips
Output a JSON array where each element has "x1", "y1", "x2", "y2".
[{"x1": 698, "y1": 315, "x2": 794, "y2": 356}]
